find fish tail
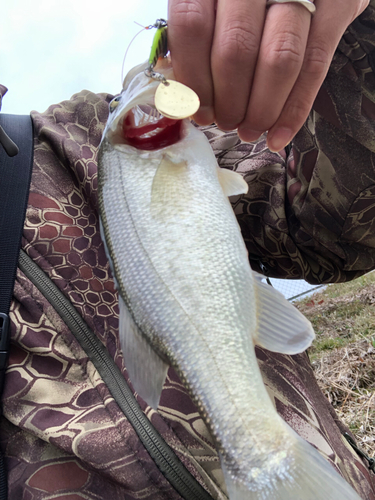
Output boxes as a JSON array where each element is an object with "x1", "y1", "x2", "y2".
[{"x1": 221, "y1": 429, "x2": 362, "y2": 500}]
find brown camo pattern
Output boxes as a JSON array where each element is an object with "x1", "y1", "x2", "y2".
[
  {"x1": 2, "y1": 4, "x2": 375, "y2": 499},
  {"x1": 203, "y1": 2, "x2": 375, "y2": 285}
]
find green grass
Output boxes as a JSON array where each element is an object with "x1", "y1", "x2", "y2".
[
  {"x1": 295, "y1": 270, "x2": 375, "y2": 360},
  {"x1": 313, "y1": 336, "x2": 347, "y2": 353}
]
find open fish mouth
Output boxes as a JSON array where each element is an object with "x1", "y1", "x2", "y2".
[
  {"x1": 104, "y1": 59, "x2": 180, "y2": 152},
  {"x1": 121, "y1": 105, "x2": 183, "y2": 151}
]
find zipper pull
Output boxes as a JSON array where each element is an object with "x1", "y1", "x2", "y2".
[{"x1": 344, "y1": 432, "x2": 375, "y2": 473}]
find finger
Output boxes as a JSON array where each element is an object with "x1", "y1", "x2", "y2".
[
  {"x1": 210, "y1": 0, "x2": 266, "y2": 130},
  {"x1": 168, "y1": 0, "x2": 216, "y2": 125},
  {"x1": 238, "y1": 2, "x2": 311, "y2": 142},
  {"x1": 266, "y1": 0, "x2": 365, "y2": 152}
]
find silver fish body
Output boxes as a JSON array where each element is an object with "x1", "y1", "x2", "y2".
[{"x1": 98, "y1": 63, "x2": 362, "y2": 500}]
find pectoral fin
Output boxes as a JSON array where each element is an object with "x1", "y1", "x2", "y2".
[
  {"x1": 119, "y1": 295, "x2": 169, "y2": 409},
  {"x1": 216, "y1": 167, "x2": 248, "y2": 197},
  {"x1": 252, "y1": 272, "x2": 314, "y2": 355},
  {"x1": 151, "y1": 155, "x2": 190, "y2": 220}
]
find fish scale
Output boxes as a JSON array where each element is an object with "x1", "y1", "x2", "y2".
[
  {"x1": 99, "y1": 129, "x2": 289, "y2": 483},
  {"x1": 98, "y1": 60, "x2": 362, "y2": 500}
]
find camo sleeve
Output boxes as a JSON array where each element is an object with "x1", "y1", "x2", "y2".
[
  {"x1": 202, "y1": 1, "x2": 375, "y2": 284},
  {"x1": 0, "y1": 85, "x2": 7, "y2": 101}
]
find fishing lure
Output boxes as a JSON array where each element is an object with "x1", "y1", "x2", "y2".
[
  {"x1": 144, "y1": 19, "x2": 168, "y2": 83},
  {"x1": 142, "y1": 19, "x2": 200, "y2": 120},
  {"x1": 116, "y1": 18, "x2": 199, "y2": 120}
]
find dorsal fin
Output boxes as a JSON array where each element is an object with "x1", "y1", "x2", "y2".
[{"x1": 216, "y1": 167, "x2": 248, "y2": 197}]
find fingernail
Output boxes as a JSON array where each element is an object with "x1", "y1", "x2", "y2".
[
  {"x1": 237, "y1": 128, "x2": 264, "y2": 143},
  {"x1": 194, "y1": 106, "x2": 215, "y2": 126},
  {"x1": 267, "y1": 127, "x2": 293, "y2": 152}
]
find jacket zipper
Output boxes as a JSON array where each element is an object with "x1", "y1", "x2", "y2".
[{"x1": 18, "y1": 249, "x2": 214, "y2": 500}]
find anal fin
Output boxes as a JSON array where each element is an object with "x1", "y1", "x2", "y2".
[
  {"x1": 252, "y1": 272, "x2": 315, "y2": 355},
  {"x1": 119, "y1": 295, "x2": 169, "y2": 409}
]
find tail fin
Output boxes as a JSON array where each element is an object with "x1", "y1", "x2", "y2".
[{"x1": 220, "y1": 429, "x2": 362, "y2": 500}]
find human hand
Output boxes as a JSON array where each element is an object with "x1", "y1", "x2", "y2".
[{"x1": 168, "y1": 0, "x2": 369, "y2": 152}]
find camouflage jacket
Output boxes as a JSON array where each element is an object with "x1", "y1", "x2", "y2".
[{"x1": 2, "y1": 3, "x2": 375, "y2": 499}]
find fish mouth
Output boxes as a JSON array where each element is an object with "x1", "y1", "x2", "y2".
[{"x1": 120, "y1": 105, "x2": 183, "y2": 151}]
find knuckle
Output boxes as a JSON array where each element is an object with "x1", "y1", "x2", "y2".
[
  {"x1": 350, "y1": 0, "x2": 369, "y2": 21},
  {"x1": 217, "y1": 21, "x2": 259, "y2": 64},
  {"x1": 303, "y1": 43, "x2": 331, "y2": 77},
  {"x1": 263, "y1": 32, "x2": 305, "y2": 74},
  {"x1": 284, "y1": 97, "x2": 311, "y2": 125},
  {"x1": 169, "y1": 0, "x2": 209, "y2": 37}
]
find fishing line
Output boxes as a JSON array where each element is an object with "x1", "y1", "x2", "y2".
[{"x1": 121, "y1": 23, "x2": 149, "y2": 85}]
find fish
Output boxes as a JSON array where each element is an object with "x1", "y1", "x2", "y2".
[{"x1": 97, "y1": 59, "x2": 362, "y2": 500}]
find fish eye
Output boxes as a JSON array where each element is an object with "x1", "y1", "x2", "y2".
[{"x1": 109, "y1": 96, "x2": 121, "y2": 113}]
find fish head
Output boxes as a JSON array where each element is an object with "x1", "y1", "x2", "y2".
[{"x1": 104, "y1": 57, "x2": 184, "y2": 152}]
